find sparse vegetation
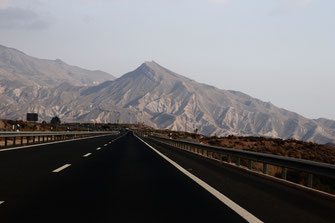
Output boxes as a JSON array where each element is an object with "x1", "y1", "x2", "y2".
[
  {"x1": 153, "y1": 129, "x2": 335, "y2": 194},
  {"x1": 50, "y1": 116, "x2": 61, "y2": 125}
]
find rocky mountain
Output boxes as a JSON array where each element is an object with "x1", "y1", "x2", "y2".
[
  {"x1": 1, "y1": 45, "x2": 335, "y2": 144},
  {"x1": 0, "y1": 45, "x2": 115, "y2": 87},
  {"x1": 70, "y1": 61, "x2": 335, "y2": 144}
]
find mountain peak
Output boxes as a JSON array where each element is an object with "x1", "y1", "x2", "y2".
[
  {"x1": 143, "y1": 60, "x2": 157, "y2": 65},
  {"x1": 140, "y1": 60, "x2": 162, "y2": 70},
  {"x1": 0, "y1": 44, "x2": 115, "y2": 86},
  {"x1": 125, "y1": 61, "x2": 185, "y2": 82},
  {"x1": 123, "y1": 61, "x2": 192, "y2": 84},
  {"x1": 0, "y1": 44, "x2": 26, "y2": 55}
]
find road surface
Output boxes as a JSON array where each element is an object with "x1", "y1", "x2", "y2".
[{"x1": 0, "y1": 132, "x2": 334, "y2": 222}]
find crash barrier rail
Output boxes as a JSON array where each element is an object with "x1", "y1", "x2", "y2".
[
  {"x1": 0, "y1": 131, "x2": 119, "y2": 149},
  {"x1": 139, "y1": 133, "x2": 335, "y2": 189}
]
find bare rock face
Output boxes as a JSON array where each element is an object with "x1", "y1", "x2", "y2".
[
  {"x1": 77, "y1": 61, "x2": 335, "y2": 144},
  {"x1": 1, "y1": 46, "x2": 335, "y2": 144}
]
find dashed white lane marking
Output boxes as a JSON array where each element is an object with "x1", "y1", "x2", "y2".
[
  {"x1": 96, "y1": 147, "x2": 101, "y2": 151},
  {"x1": 52, "y1": 164, "x2": 71, "y2": 173},
  {"x1": 104, "y1": 144, "x2": 108, "y2": 146},
  {"x1": 111, "y1": 134, "x2": 127, "y2": 142},
  {"x1": 0, "y1": 201, "x2": 5, "y2": 205},
  {"x1": 135, "y1": 136, "x2": 263, "y2": 223},
  {"x1": 109, "y1": 142, "x2": 112, "y2": 144},
  {"x1": 83, "y1": 153, "x2": 92, "y2": 157}
]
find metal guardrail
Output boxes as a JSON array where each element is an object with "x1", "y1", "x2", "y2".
[
  {"x1": 0, "y1": 131, "x2": 119, "y2": 149},
  {"x1": 143, "y1": 134, "x2": 335, "y2": 189}
]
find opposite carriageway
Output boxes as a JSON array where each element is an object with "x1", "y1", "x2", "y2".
[{"x1": 0, "y1": 131, "x2": 119, "y2": 149}]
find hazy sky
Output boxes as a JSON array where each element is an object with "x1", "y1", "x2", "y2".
[{"x1": 1, "y1": 0, "x2": 334, "y2": 120}]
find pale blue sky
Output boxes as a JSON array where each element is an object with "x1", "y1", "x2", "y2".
[{"x1": 1, "y1": 0, "x2": 334, "y2": 120}]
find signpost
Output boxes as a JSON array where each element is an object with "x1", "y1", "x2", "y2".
[{"x1": 27, "y1": 113, "x2": 38, "y2": 122}]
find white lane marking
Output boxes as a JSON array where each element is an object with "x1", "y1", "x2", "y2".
[
  {"x1": 109, "y1": 142, "x2": 112, "y2": 144},
  {"x1": 0, "y1": 134, "x2": 117, "y2": 153},
  {"x1": 135, "y1": 136, "x2": 263, "y2": 223},
  {"x1": 83, "y1": 153, "x2": 92, "y2": 157},
  {"x1": 96, "y1": 147, "x2": 101, "y2": 151},
  {"x1": 52, "y1": 164, "x2": 71, "y2": 173},
  {"x1": 111, "y1": 134, "x2": 127, "y2": 142},
  {"x1": 104, "y1": 144, "x2": 108, "y2": 146},
  {"x1": 0, "y1": 201, "x2": 5, "y2": 205}
]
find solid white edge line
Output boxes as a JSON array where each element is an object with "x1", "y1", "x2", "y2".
[
  {"x1": 83, "y1": 153, "x2": 92, "y2": 157},
  {"x1": 0, "y1": 201, "x2": 4, "y2": 205},
  {"x1": 0, "y1": 134, "x2": 117, "y2": 152},
  {"x1": 135, "y1": 136, "x2": 263, "y2": 223},
  {"x1": 52, "y1": 164, "x2": 71, "y2": 173}
]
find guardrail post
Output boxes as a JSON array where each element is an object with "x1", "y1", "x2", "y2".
[
  {"x1": 21, "y1": 136, "x2": 23, "y2": 145},
  {"x1": 4, "y1": 137, "x2": 8, "y2": 147},
  {"x1": 308, "y1": 173, "x2": 313, "y2": 188},
  {"x1": 33, "y1": 136, "x2": 35, "y2": 144},
  {"x1": 227, "y1": 155, "x2": 231, "y2": 163},
  {"x1": 237, "y1": 157, "x2": 241, "y2": 166},
  {"x1": 282, "y1": 167, "x2": 287, "y2": 180},
  {"x1": 13, "y1": 137, "x2": 16, "y2": 146},
  {"x1": 263, "y1": 163, "x2": 268, "y2": 174},
  {"x1": 38, "y1": 136, "x2": 40, "y2": 143},
  {"x1": 42, "y1": 136, "x2": 45, "y2": 143},
  {"x1": 27, "y1": 136, "x2": 29, "y2": 145},
  {"x1": 248, "y1": 160, "x2": 252, "y2": 170}
]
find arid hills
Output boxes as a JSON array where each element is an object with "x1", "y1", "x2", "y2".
[{"x1": 1, "y1": 44, "x2": 335, "y2": 144}]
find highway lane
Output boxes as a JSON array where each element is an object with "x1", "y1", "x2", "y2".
[
  {"x1": 144, "y1": 137, "x2": 335, "y2": 223},
  {"x1": 0, "y1": 133, "x2": 249, "y2": 222},
  {"x1": 0, "y1": 133, "x2": 121, "y2": 207}
]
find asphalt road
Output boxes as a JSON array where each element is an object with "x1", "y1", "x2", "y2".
[
  {"x1": 143, "y1": 136, "x2": 335, "y2": 223},
  {"x1": 0, "y1": 132, "x2": 249, "y2": 223}
]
